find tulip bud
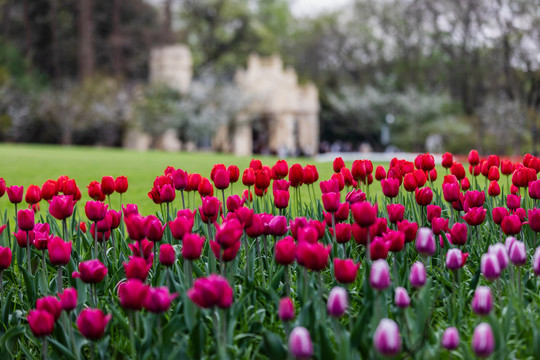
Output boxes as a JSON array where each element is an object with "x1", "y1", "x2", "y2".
[
  {"x1": 7, "y1": 185, "x2": 23, "y2": 204},
  {"x1": 159, "y1": 244, "x2": 176, "y2": 267},
  {"x1": 58, "y1": 288, "x2": 78, "y2": 311},
  {"x1": 441, "y1": 327, "x2": 460, "y2": 350},
  {"x1": 27, "y1": 309, "x2": 55, "y2": 337},
  {"x1": 17, "y1": 209, "x2": 35, "y2": 231},
  {"x1": 373, "y1": 318, "x2": 401, "y2": 356},
  {"x1": 77, "y1": 308, "x2": 112, "y2": 340},
  {"x1": 533, "y1": 247, "x2": 540, "y2": 276},
  {"x1": 333, "y1": 258, "x2": 360, "y2": 285},
  {"x1": 36, "y1": 295, "x2": 62, "y2": 321},
  {"x1": 278, "y1": 297, "x2": 295, "y2": 321},
  {"x1": 288, "y1": 327, "x2": 313, "y2": 359},
  {"x1": 72, "y1": 259, "x2": 108, "y2": 284},
  {"x1": 472, "y1": 323, "x2": 495, "y2": 358},
  {"x1": 508, "y1": 240, "x2": 526, "y2": 266},
  {"x1": 370, "y1": 259, "x2": 391, "y2": 291},
  {"x1": 415, "y1": 227, "x2": 436, "y2": 256},
  {"x1": 327, "y1": 286, "x2": 348, "y2": 317},
  {"x1": 480, "y1": 253, "x2": 501, "y2": 281},
  {"x1": 471, "y1": 286, "x2": 492, "y2": 316},
  {"x1": 0, "y1": 246, "x2": 13, "y2": 270},
  {"x1": 101, "y1": 176, "x2": 115, "y2": 196},
  {"x1": 446, "y1": 248, "x2": 466, "y2": 270},
  {"x1": 394, "y1": 287, "x2": 410, "y2": 308},
  {"x1": 143, "y1": 286, "x2": 178, "y2": 313},
  {"x1": 115, "y1": 176, "x2": 129, "y2": 193},
  {"x1": 487, "y1": 243, "x2": 509, "y2": 270},
  {"x1": 387, "y1": 204, "x2": 405, "y2": 224},
  {"x1": 409, "y1": 261, "x2": 426, "y2": 288}
]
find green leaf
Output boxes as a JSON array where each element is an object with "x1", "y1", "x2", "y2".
[
  {"x1": 20, "y1": 265, "x2": 37, "y2": 306},
  {"x1": 188, "y1": 317, "x2": 206, "y2": 360},
  {"x1": 259, "y1": 330, "x2": 286, "y2": 360}
]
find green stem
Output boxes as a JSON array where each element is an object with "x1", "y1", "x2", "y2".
[
  {"x1": 42, "y1": 251, "x2": 48, "y2": 293},
  {"x1": 42, "y1": 337, "x2": 48, "y2": 360},
  {"x1": 26, "y1": 231, "x2": 32, "y2": 274},
  {"x1": 57, "y1": 266, "x2": 62, "y2": 294},
  {"x1": 128, "y1": 311, "x2": 137, "y2": 359}
]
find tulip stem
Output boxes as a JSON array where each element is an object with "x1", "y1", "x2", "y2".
[
  {"x1": 26, "y1": 231, "x2": 31, "y2": 275},
  {"x1": 57, "y1": 266, "x2": 62, "y2": 293},
  {"x1": 65, "y1": 312, "x2": 79, "y2": 360},
  {"x1": 14, "y1": 203, "x2": 18, "y2": 230},
  {"x1": 94, "y1": 221, "x2": 98, "y2": 259},
  {"x1": 180, "y1": 189, "x2": 185, "y2": 210},
  {"x1": 42, "y1": 251, "x2": 48, "y2": 292},
  {"x1": 185, "y1": 260, "x2": 193, "y2": 288},
  {"x1": 222, "y1": 189, "x2": 227, "y2": 217},
  {"x1": 42, "y1": 337, "x2": 48, "y2": 360},
  {"x1": 247, "y1": 186, "x2": 251, "y2": 209},
  {"x1": 128, "y1": 311, "x2": 137, "y2": 359},
  {"x1": 0, "y1": 271, "x2": 4, "y2": 300},
  {"x1": 284, "y1": 265, "x2": 290, "y2": 297}
]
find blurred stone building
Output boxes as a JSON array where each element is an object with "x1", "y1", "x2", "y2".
[{"x1": 144, "y1": 45, "x2": 320, "y2": 156}]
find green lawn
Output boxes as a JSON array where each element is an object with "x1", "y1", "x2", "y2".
[{"x1": 0, "y1": 143, "x2": 376, "y2": 215}]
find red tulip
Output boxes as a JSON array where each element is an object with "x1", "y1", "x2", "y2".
[
  {"x1": 215, "y1": 219, "x2": 243, "y2": 249},
  {"x1": 450, "y1": 162, "x2": 465, "y2": 180},
  {"x1": 275, "y1": 236, "x2": 296, "y2": 265},
  {"x1": 118, "y1": 278, "x2": 149, "y2": 310},
  {"x1": 468, "y1": 150, "x2": 480, "y2": 166},
  {"x1": 397, "y1": 220, "x2": 418, "y2": 243},
  {"x1": 303, "y1": 164, "x2": 318, "y2": 185},
  {"x1": 17, "y1": 209, "x2": 34, "y2": 231},
  {"x1": 227, "y1": 165, "x2": 240, "y2": 183},
  {"x1": 500, "y1": 160, "x2": 513, "y2": 175},
  {"x1": 182, "y1": 233, "x2": 205, "y2": 260},
  {"x1": 124, "y1": 256, "x2": 151, "y2": 281},
  {"x1": 187, "y1": 274, "x2": 234, "y2": 309},
  {"x1": 501, "y1": 215, "x2": 521, "y2": 235},
  {"x1": 72, "y1": 259, "x2": 107, "y2": 283},
  {"x1": 210, "y1": 240, "x2": 241, "y2": 262},
  {"x1": 442, "y1": 152, "x2": 453, "y2": 168},
  {"x1": 100, "y1": 176, "x2": 115, "y2": 196},
  {"x1": 158, "y1": 184, "x2": 176, "y2": 203},
  {"x1": 332, "y1": 223, "x2": 352, "y2": 244},
  {"x1": 333, "y1": 157, "x2": 345, "y2": 173},
  {"x1": 47, "y1": 236, "x2": 72, "y2": 265},
  {"x1": 381, "y1": 178, "x2": 399, "y2": 198},
  {"x1": 269, "y1": 215, "x2": 288, "y2": 236},
  {"x1": 0, "y1": 178, "x2": 5, "y2": 197},
  {"x1": 27, "y1": 310, "x2": 55, "y2": 337},
  {"x1": 85, "y1": 201, "x2": 108, "y2": 222},
  {"x1": 528, "y1": 209, "x2": 540, "y2": 232},
  {"x1": 488, "y1": 181, "x2": 500, "y2": 197},
  {"x1": 25, "y1": 185, "x2": 41, "y2": 205},
  {"x1": 289, "y1": 164, "x2": 304, "y2": 188},
  {"x1": 40, "y1": 180, "x2": 57, "y2": 201},
  {"x1": 413, "y1": 169, "x2": 427, "y2": 188},
  {"x1": 370, "y1": 237, "x2": 390, "y2": 260},
  {"x1": 36, "y1": 296, "x2": 62, "y2": 321},
  {"x1": 14, "y1": 229, "x2": 33, "y2": 248},
  {"x1": 415, "y1": 187, "x2": 433, "y2": 206},
  {"x1": 383, "y1": 230, "x2": 405, "y2": 252},
  {"x1": 7, "y1": 185, "x2": 23, "y2": 204},
  {"x1": 273, "y1": 160, "x2": 289, "y2": 179},
  {"x1": 491, "y1": 207, "x2": 508, "y2": 225},
  {"x1": 143, "y1": 287, "x2": 178, "y2": 313},
  {"x1": 242, "y1": 168, "x2": 256, "y2": 187},
  {"x1": 76, "y1": 308, "x2": 111, "y2": 340},
  {"x1": 113, "y1": 176, "x2": 128, "y2": 194},
  {"x1": 296, "y1": 242, "x2": 331, "y2": 271},
  {"x1": 199, "y1": 196, "x2": 221, "y2": 223},
  {"x1": 442, "y1": 183, "x2": 459, "y2": 203},
  {"x1": 58, "y1": 288, "x2": 78, "y2": 311},
  {"x1": 333, "y1": 258, "x2": 360, "y2": 284},
  {"x1": 87, "y1": 181, "x2": 105, "y2": 201},
  {"x1": 197, "y1": 177, "x2": 213, "y2": 197},
  {"x1": 403, "y1": 173, "x2": 417, "y2": 192},
  {"x1": 507, "y1": 194, "x2": 521, "y2": 210},
  {"x1": 431, "y1": 217, "x2": 449, "y2": 235},
  {"x1": 274, "y1": 190, "x2": 290, "y2": 209},
  {"x1": 351, "y1": 202, "x2": 378, "y2": 227},
  {"x1": 0, "y1": 246, "x2": 13, "y2": 270},
  {"x1": 462, "y1": 207, "x2": 486, "y2": 226},
  {"x1": 158, "y1": 244, "x2": 176, "y2": 266},
  {"x1": 427, "y1": 205, "x2": 442, "y2": 223},
  {"x1": 213, "y1": 169, "x2": 230, "y2": 190},
  {"x1": 449, "y1": 223, "x2": 468, "y2": 245},
  {"x1": 387, "y1": 204, "x2": 405, "y2": 224}
]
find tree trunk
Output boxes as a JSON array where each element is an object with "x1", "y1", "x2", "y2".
[
  {"x1": 49, "y1": 0, "x2": 60, "y2": 79},
  {"x1": 23, "y1": 0, "x2": 32, "y2": 66},
  {"x1": 110, "y1": 0, "x2": 123, "y2": 77},
  {"x1": 2, "y1": 0, "x2": 11, "y2": 39},
  {"x1": 163, "y1": 0, "x2": 173, "y2": 44},
  {"x1": 78, "y1": 0, "x2": 95, "y2": 81}
]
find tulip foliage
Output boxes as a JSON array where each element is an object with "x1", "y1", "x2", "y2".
[{"x1": 2, "y1": 151, "x2": 540, "y2": 359}]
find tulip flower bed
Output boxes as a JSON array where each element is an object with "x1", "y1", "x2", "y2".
[{"x1": 1, "y1": 150, "x2": 540, "y2": 359}]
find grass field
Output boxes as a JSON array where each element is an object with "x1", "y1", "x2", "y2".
[{"x1": 0, "y1": 143, "x2": 387, "y2": 215}]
